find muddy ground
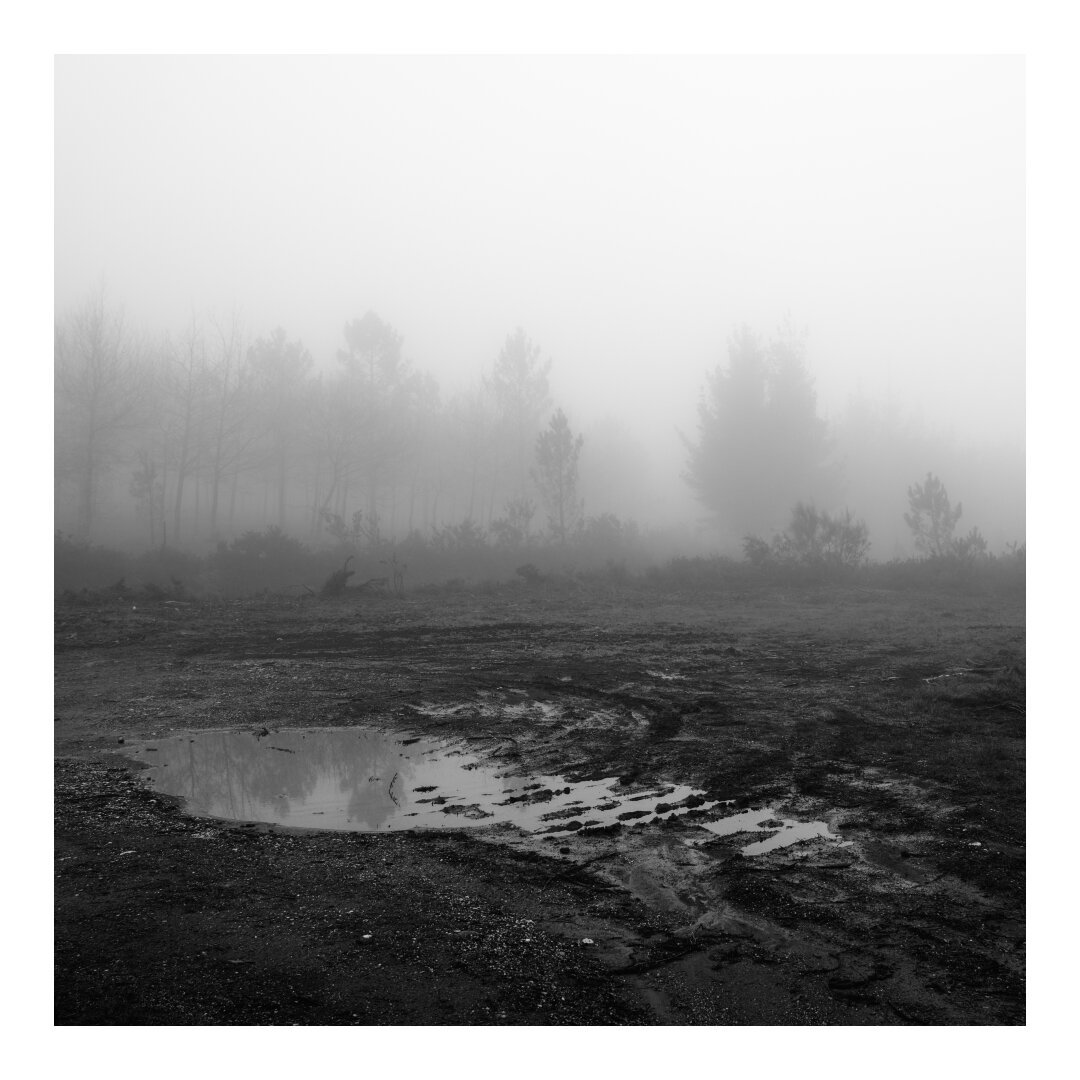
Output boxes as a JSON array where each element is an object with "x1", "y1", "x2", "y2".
[{"x1": 54, "y1": 578, "x2": 1025, "y2": 1025}]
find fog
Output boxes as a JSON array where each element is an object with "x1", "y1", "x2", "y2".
[{"x1": 54, "y1": 55, "x2": 1025, "y2": 559}]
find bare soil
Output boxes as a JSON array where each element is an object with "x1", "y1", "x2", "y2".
[{"x1": 54, "y1": 579, "x2": 1025, "y2": 1025}]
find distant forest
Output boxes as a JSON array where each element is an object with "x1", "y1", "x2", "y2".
[{"x1": 54, "y1": 286, "x2": 1024, "y2": 564}]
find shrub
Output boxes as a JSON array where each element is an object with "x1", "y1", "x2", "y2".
[
  {"x1": 490, "y1": 497, "x2": 537, "y2": 549},
  {"x1": 130, "y1": 546, "x2": 203, "y2": 592},
  {"x1": 516, "y1": 563, "x2": 544, "y2": 585},
  {"x1": 950, "y1": 526, "x2": 989, "y2": 564},
  {"x1": 905, "y1": 473, "x2": 963, "y2": 557},
  {"x1": 742, "y1": 535, "x2": 772, "y2": 567},
  {"x1": 767, "y1": 503, "x2": 870, "y2": 574},
  {"x1": 318, "y1": 509, "x2": 365, "y2": 546},
  {"x1": 212, "y1": 527, "x2": 315, "y2": 595},
  {"x1": 431, "y1": 518, "x2": 488, "y2": 552},
  {"x1": 868, "y1": 544, "x2": 1024, "y2": 595},
  {"x1": 54, "y1": 532, "x2": 128, "y2": 591}
]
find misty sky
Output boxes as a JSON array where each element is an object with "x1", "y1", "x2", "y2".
[{"x1": 54, "y1": 55, "x2": 1024, "y2": 453}]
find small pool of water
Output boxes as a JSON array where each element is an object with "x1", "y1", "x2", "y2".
[
  {"x1": 125, "y1": 727, "x2": 712, "y2": 835},
  {"x1": 691, "y1": 806, "x2": 850, "y2": 854},
  {"x1": 126, "y1": 727, "x2": 846, "y2": 854}
]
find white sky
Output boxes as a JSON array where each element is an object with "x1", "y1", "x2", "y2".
[{"x1": 54, "y1": 54, "x2": 1024, "y2": 451}]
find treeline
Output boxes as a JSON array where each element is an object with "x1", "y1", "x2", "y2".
[
  {"x1": 55, "y1": 289, "x2": 581, "y2": 551},
  {"x1": 54, "y1": 287, "x2": 1024, "y2": 561}
]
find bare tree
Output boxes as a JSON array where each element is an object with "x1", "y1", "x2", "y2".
[
  {"x1": 129, "y1": 446, "x2": 164, "y2": 548},
  {"x1": 310, "y1": 367, "x2": 363, "y2": 531},
  {"x1": 162, "y1": 315, "x2": 211, "y2": 544},
  {"x1": 447, "y1": 385, "x2": 497, "y2": 526},
  {"x1": 247, "y1": 328, "x2": 314, "y2": 529},
  {"x1": 203, "y1": 308, "x2": 256, "y2": 536}
]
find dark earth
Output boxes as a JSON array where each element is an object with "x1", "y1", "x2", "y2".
[{"x1": 54, "y1": 578, "x2": 1025, "y2": 1025}]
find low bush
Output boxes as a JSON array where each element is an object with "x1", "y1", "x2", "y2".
[
  {"x1": 211, "y1": 527, "x2": 320, "y2": 596},
  {"x1": 130, "y1": 546, "x2": 203, "y2": 593},
  {"x1": 53, "y1": 514, "x2": 1023, "y2": 601},
  {"x1": 742, "y1": 535, "x2": 772, "y2": 568},
  {"x1": 516, "y1": 563, "x2": 544, "y2": 585},
  {"x1": 54, "y1": 532, "x2": 128, "y2": 591},
  {"x1": 867, "y1": 546, "x2": 1025, "y2": 595},
  {"x1": 743, "y1": 503, "x2": 870, "y2": 580},
  {"x1": 949, "y1": 526, "x2": 989, "y2": 565}
]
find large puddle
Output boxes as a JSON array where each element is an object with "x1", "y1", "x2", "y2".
[{"x1": 125, "y1": 727, "x2": 845, "y2": 853}]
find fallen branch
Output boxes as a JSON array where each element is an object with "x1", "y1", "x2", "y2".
[{"x1": 320, "y1": 556, "x2": 355, "y2": 597}]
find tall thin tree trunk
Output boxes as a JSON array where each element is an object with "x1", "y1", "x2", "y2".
[
  {"x1": 408, "y1": 468, "x2": 418, "y2": 534},
  {"x1": 78, "y1": 420, "x2": 98, "y2": 541},
  {"x1": 172, "y1": 420, "x2": 189, "y2": 545},
  {"x1": 467, "y1": 461, "x2": 478, "y2": 520},
  {"x1": 228, "y1": 470, "x2": 239, "y2": 531},
  {"x1": 487, "y1": 468, "x2": 498, "y2": 528},
  {"x1": 209, "y1": 464, "x2": 222, "y2": 535},
  {"x1": 277, "y1": 446, "x2": 287, "y2": 530}
]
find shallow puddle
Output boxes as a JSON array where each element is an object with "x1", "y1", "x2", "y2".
[
  {"x1": 691, "y1": 807, "x2": 850, "y2": 854},
  {"x1": 126, "y1": 726, "x2": 845, "y2": 853},
  {"x1": 125, "y1": 727, "x2": 712, "y2": 835}
]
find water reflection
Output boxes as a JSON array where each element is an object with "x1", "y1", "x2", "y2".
[
  {"x1": 129, "y1": 729, "x2": 421, "y2": 830},
  {"x1": 127, "y1": 727, "x2": 847, "y2": 853},
  {"x1": 126, "y1": 727, "x2": 711, "y2": 834}
]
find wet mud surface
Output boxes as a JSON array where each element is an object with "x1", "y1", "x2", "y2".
[{"x1": 55, "y1": 581, "x2": 1025, "y2": 1024}]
